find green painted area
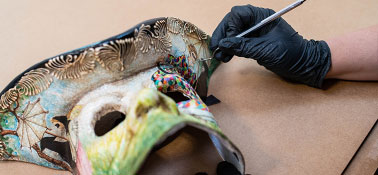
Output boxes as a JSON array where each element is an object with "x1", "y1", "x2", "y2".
[{"x1": 85, "y1": 89, "x2": 222, "y2": 175}]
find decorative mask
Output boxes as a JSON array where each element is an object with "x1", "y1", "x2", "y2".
[{"x1": 0, "y1": 17, "x2": 244, "y2": 174}]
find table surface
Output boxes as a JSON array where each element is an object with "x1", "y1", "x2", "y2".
[{"x1": 0, "y1": 0, "x2": 377, "y2": 174}]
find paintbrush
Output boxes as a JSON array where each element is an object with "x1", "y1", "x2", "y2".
[{"x1": 199, "y1": 0, "x2": 306, "y2": 62}]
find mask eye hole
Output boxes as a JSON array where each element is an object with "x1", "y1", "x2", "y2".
[{"x1": 94, "y1": 111, "x2": 126, "y2": 136}]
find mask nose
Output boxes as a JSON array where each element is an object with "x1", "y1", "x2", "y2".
[{"x1": 130, "y1": 88, "x2": 180, "y2": 119}]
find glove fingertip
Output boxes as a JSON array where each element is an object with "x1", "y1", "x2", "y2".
[
  {"x1": 214, "y1": 50, "x2": 233, "y2": 63},
  {"x1": 222, "y1": 55, "x2": 234, "y2": 63}
]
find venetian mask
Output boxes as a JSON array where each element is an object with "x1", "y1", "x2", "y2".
[{"x1": 0, "y1": 17, "x2": 244, "y2": 175}]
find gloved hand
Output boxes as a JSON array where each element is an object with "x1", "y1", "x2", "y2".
[{"x1": 210, "y1": 5, "x2": 332, "y2": 88}]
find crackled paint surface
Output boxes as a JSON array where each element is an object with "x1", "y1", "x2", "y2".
[{"x1": 0, "y1": 17, "x2": 244, "y2": 175}]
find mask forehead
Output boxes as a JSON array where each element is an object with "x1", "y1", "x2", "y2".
[{"x1": 0, "y1": 17, "x2": 244, "y2": 174}]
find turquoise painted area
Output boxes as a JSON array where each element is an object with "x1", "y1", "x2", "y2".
[
  {"x1": 1, "y1": 112, "x2": 17, "y2": 130},
  {"x1": 19, "y1": 146, "x2": 63, "y2": 169},
  {"x1": 0, "y1": 64, "x2": 127, "y2": 168}
]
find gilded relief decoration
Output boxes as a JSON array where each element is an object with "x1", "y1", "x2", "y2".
[
  {"x1": 46, "y1": 49, "x2": 96, "y2": 79},
  {"x1": 0, "y1": 17, "x2": 244, "y2": 175},
  {"x1": 134, "y1": 21, "x2": 171, "y2": 54},
  {"x1": 167, "y1": 17, "x2": 208, "y2": 41},
  {"x1": 95, "y1": 38, "x2": 135, "y2": 72}
]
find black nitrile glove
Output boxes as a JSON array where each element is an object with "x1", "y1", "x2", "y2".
[{"x1": 210, "y1": 5, "x2": 331, "y2": 88}]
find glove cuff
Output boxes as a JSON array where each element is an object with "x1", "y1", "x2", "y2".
[
  {"x1": 308, "y1": 40, "x2": 332, "y2": 88},
  {"x1": 273, "y1": 39, "x2": 331, "y2": 88}
]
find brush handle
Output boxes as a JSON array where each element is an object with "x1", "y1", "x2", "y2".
[{"x1": 236, "y1": 0, "x2": 306, "y2": 38}]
